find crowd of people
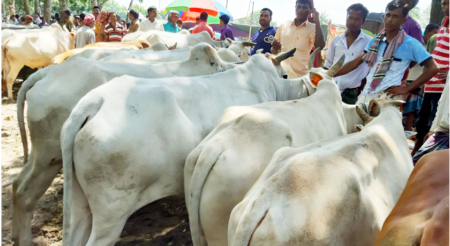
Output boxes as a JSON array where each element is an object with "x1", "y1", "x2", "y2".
[{"x1": 2, "y1": 0, "x2": 448, "y2": 161}]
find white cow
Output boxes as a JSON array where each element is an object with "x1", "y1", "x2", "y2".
[
  {"x1": 123, "y1": 30, "x2": 227, "y2": 48},
  {"x1": 2, "y1": 24, "x2": 74, "y2": 100},
  {"x1": 224, "y1": 38, "x2": 255, "y2": 62},
  {"x1": 228, "y1": 99, "x2": 413, "y2": 246},
  {"x1": 60, "y1": 52, "x2": 307, "y2": 246},
  {"x1": 12, "y1": 43, "x2": 261, "y2": 246},
  {"x1": 185, "y1": 65, "x2": 361, "y2": 246}
]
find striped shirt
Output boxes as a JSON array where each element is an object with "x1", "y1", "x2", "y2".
[
  {"x1": 104, "y1": 23, "x2": 124, "y2": 42},
  {"x1": 425, "y1": 17, "x2": 449, "y2": 93}
]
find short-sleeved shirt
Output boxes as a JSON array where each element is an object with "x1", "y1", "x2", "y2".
[
  {"x1": 361, "y1": 34, "x2": 431, "y2": 95},
  {"x1": 220, "y1": 25, "x2": 234, "y2": 40},
  {"x1": 104, "y1": 23, "x2": 124, "y2": 42},
  {"x1": 192, "y1": 22, "x2": 214, "y2": 39},
  {"x1": 425, "y1": 18, "x2": 449, "y2": 93},
  {"x1": 402, "y1": 15, "x2": 423, "y2": 44},
  {"x1": 138, "y1": 19, "x2": 164, "y2": 32},
  {"x1": 250, "y1": 26, "x2": 277, "y2": 55},
  {"x1": 128, "y1": 19, "x2": 140, "y2": 33},
  {"x1": 324, "y1": 31, "x2": 372, "y2": 92},
  {"x1": 274, "y1": 20, "x2": 316, "y2": 76},
  {"x1": 163, "y1": 21, "x2": 180, "y2": 33},
  {"x1": 75, "y1": 25, "x2": 95, "y2": 48}
]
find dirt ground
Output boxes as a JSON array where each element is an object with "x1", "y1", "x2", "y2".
[{"x1": 1, "y1": 85, "x2": 193, "y2": 245}]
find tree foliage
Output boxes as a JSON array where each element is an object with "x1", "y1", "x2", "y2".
[{"x1": 236, "y1": 9, "x2": 277, "y2": 27}]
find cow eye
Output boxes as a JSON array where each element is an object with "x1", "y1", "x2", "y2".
[{"x1": 283, "y1": 75, "x2": 288, "y2": 79}]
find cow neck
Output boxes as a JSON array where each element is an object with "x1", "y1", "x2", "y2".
[{"x1": 276, "y1": 78, "x2": 310, "y2": 101}]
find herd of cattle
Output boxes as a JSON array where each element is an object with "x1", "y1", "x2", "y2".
[{"x1": 1, "y1": 23, "x2": 448, "y2": 246}]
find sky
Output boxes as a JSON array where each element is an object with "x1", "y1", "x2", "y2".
[{"x1": 116, "y1": 0, "x2": 433, "y2": 25}]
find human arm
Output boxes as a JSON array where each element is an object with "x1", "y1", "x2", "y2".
[
  {"x1": 387, "y1": 58, "x2": 439, "y2": 96},
  {"x1": 227, "y1": 28, "x2": 235, "y2": 41},
  {"x1": 271, "y1": 27, "x2": 282, "y2": 55},
  {"x1": 323, "y1": 37, "x2": 337, "y2": 69},
  {"x1": 309, "y1": 9, "x2": 325, "y2": 49},
  {"x1": 334, "y1": 52, "x2": 365, "y2": 77}
]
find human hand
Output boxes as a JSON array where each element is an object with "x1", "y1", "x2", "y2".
[
  {"x1": 424, "y1": 131, "x2": 435, "y2": 142},
  {"x1": 308, "y1": 8, "x2": 320, "y2": 24},
  {"x1": 438, "y1": 70, "x2": 448, "y2": 80},
  {"x1": 386, "y1": 86, "x2": 410, "y2": 96},
  {"x1": 272, "y1": 40, "x2": 281, "y2": 52}
]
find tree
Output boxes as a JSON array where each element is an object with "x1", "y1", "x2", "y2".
[
  {"x1": 24, "y1": 0, "x2": 30, "y2": 14},
  {"x1": 43, "y1": 0, "x2": 52, "y2": 21},
  {"x1": 430, "y1": 0, "x2": 444, "y2": 25},
  {"x1": 34, "y1": 0, "x2": 39, "y2": 14},
  {"x1": 237, "y1": 9, "x2": 277, "y2": 27},
  {"x1": 319, "y1": 10, "x2": 330, "y2": 24}
]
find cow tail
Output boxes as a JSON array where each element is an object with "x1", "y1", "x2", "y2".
[
  {"x1": 61, "y1": 96, "x2": 103, "y2": 245},
  {"x1": 17, "y1": 70, "x2": 45, "y2": 165},
  {"x1": 230, "y1": 187, "x2": 272, "y2": 246},
  {"x1": 187, "y1": 146, "x2": 224, "y2": 246}
]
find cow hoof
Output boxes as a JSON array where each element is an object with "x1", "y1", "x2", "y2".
[{"x1": 2, "y1": 97, "x2": 16, "y2": 104}]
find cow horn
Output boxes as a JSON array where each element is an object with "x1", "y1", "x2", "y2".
[
  {"x1": 165, "y1": 44, "x2": 169, "y2": 49},
  {"x1": 356, "y1": 106, "x2": 374, "y2": 124},
  {"x1": 171, "y1": 42, "x2": 177, "y2": 49},
  {"x1": 274, "y1": 48, "x2": 296, "y2": 64},
  {"x1": 242, "y1": 41, "x2": 257, "y2": 47},
  {"x1": 326, "y1": 54, "x2": 345, "y2": 77},
  {"x1": 388, "y1": 100, "x2": 405, "y2": 108},
  {"x1": 256, "y1": 48, "x2": 264, "y2": 54},
  {"x1": 308, "y1": 48, "x2": 321, "y2": 69}
]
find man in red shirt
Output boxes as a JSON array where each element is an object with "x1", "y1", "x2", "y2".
[
  {"x1": 413, "y1": 0, "x2": 449, "y2": 155},
  {"x1": 104, "y1": 12, "x2": 125, "y2": 42},
  {"x1": 191, "y1": 11, "x2": 214, "y2": 39}
]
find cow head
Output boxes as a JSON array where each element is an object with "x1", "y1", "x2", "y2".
[
  {"x1": 188, "y1": 43, "x2": 235, "y2": 72},
  {"x1": 264, "y1": 48, "x2": 297, "y2": 79},
  {"x1": 307, "y1": 49, "x2": 345, "y2": 88},
  {"x1": 226, "y1": 40, "x2": 256, "y2": 62},
  {"x1": 355, "y1": 99, "x2": 404, "y2": 131}
]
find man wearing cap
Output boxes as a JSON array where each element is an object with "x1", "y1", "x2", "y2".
[
  {"x1": 250, "y1": 8, "x2": 277, "y2": 55},
  {"x1": 75, "y1": 14, "x2": 96, "y2": 48}
]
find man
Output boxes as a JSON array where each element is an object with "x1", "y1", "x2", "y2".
[
  {"x1": 96, "y1": 10, "x2": 109, "y2": 42},
  {"x1": 73, "y1": 15, "x2": 80, "y2": 30},
  {"x1": 192, "y1": 11, "x2": 214, "y2": 39},
  {"x1": 219, "y1": 14, "x2": 234, "y2": 40},
  {"x1": 413, "y1": 73, "x2": 449, "y2": 164},
  {"x1": 399, "y1": 0, "x2": 423, "y2": 43},
  {"x1": 104, "y1": 12, "x2": 125, "y2": 42},
  {"x1": 15, "y1": 14, "x2": 21, "y2": 24},
  {"x1": 62, "y1": 9, "x2": 74, "y2": 31},
  {"x1": 93, "y1": 6, "x2": 101, "y2": 36},
  {"x1": 75, "y1": 14, "x2": 95, "y2": 48},
  {"x1": 128, "y1": 9, "x2": 140, "y2": 33},
  {"x1": 24, "y1": 15, "x2": 33, "y2": 25},
  {"x1": 323, "y1": 3, "x2": 371, "y2": 104},
  {"x1": 413, "y1": 0, "x2": 449, "y2": 155},
  {"x1": 79, "y1": 13, "x2": 86, "y2": 27},
  {"x1": 116, "y1": 15, "x2": 127, "y2": 35},
  {"x1": 41, "y1": 17, "x2": 50, "y2": 27},
  {"x1": 163, "y1": 10, "x2": 180, "y2": 33},
  {"x1": 425, "y1": 23, "x2": 441, "y2": 54},
  {"x1": 139, "y1": 6, "x2": 164, "y2": 31},
  {"x1": 271, "y1": 0, "x2": 325, "y2": 77},
  {"x1": 177, "y1": 19, "x2": 183, "y2": 29},
  {"x1": 250, "y1": 8, "x2": 277, "y2": 55},
  {"x1": 335, "y1": 1, "x2": 439, "y2": 108},
  {"x1": 34, "y1": 13, "x2": 42, "y2": 28},
  {"x1": 9, "y1": 15, "x2": 18, "y2": 25}
]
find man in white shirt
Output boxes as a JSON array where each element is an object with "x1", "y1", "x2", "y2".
[
  {"x1": 34, "y1": 13, "x2": 42, "y2": 27},
  {"x1": 139, "y1": 6, "x2": 164, "y2": 32},
  {"x1": 75, "y1": 14, "x2": 96, "y2": 48},
  {"x1": 324, "y1": 3, "x2": 371, "y2": 104}
]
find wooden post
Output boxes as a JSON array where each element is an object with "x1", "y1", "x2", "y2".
[{"x1": 248, "y1": 1, "x2": 253, "y2": 40}]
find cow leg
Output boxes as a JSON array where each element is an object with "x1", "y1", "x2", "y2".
[
  {"x1": 12, "y1": 149, "x2": 62, "y2": 246},
  {"x1": 67, "y1": 173, "x2": 92, "y2": 246},
  {"x1": 5, "y1": 63, "x2": 22, "y2": 101}
]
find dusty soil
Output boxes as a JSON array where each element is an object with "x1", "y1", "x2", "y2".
[{"x1": 1, "y1": 84, "x2": 192, "y2": 245}]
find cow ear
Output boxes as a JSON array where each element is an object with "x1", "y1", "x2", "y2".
[
  {"x1": 355, "y1": 124, "x2": 364, "y2": 132},
  {"x1": 226, "y1": 38, "x2": 233, "y2": 45},
  {"x1": 368, "y1": 99, "x2": 381, "y2": 116},
  {"x1": 309, "y1": 72, "x2": 323, "y2": 87}
]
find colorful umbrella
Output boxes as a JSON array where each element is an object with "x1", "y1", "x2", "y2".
[
  {"x1": 213, "y1": 0, "x2": 233, "y2": 21},
  {"x1": 165, "y1": 0, "x2": 219, "y2": 17}
]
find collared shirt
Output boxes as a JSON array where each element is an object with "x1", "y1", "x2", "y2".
[
  {"x1": 163, "y1": 21, "x2": 180, "y2": 33},
  {"x1": 324, "y1": 31, "x2": 372, "y2": 92},
  {"x1": 104, "y1": 23, "x2": 124, "y2": 42},
  {"x1": 425, "y1": 17, "x2": 449, "y2": 93},
  {"x1": 402, "y1": 15, "x2": 423, "y2": 44},
  {"x1": 220, "y1": 24, "x2": 234, "y2": 40},
  {"x1": 361, "y1": 34, "x2": 431, "y2": 95},
  {"x1": 250, "y1": 26, "x2": 277, "y2": 55},
  {"x1": 274, "y1": 20, "x2": 316, "y2": 76},
  {"x1": 138, "y1": 19, "x2": 164, "y2": 32},
  {"x1": 192, "y1": 22, "x2": 214, "y2": 39},
  {"x1": 75, "y1": 25, "x2": 95, "y2": 48},
  {"x1": 35, "y1": 17, "x2": 42, "y2": 25}
]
